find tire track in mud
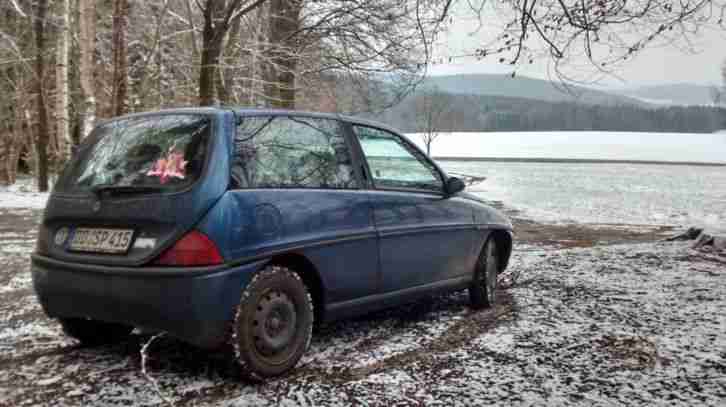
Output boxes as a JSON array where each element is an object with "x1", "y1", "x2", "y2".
[
  {"x1": 302, "y1": 292, "x2": 478, "y2": 370},
  {"x1": 277, "y1": 291, "x2": 516, "y2": 386},
  {"x1": 171, "y1": 291, "x2": 518, "y2": 406},
  {"x1": 0, "y1": 343, "x2": 79, "y2": 371}
]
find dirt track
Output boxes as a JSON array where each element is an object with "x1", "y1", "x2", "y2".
[{"x1": 1, "y1": 209, "x2": 724, "y2": 406}]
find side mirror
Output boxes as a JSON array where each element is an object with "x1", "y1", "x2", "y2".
[{"x1": 444, "y1": 177, "x2": 465, "y2": 196}]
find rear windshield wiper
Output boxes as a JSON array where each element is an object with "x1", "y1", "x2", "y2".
[{"x1": 90, "y1": 184, "x2": 163, "y2": 198}]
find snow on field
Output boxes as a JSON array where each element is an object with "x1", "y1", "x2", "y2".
[
  {"x1": 0, "y1": 178, "x2": 49, "y2": 209},
  {"x1": 406, "y1": 131, "x2": 726, "y2": 163},
  {"x1": 1, "y1": 206, "x2": 724, "y2": 406},
  {"x1": 440, "y1": 160, "x2": 726, "y2": 234}
]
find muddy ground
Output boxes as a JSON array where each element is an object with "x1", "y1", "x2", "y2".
[{"x1": 0, "y1": 208, "x2": 724, "y2": 406}]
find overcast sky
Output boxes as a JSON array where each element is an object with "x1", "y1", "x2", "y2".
[{"x1": 430, "y1": 5, "x2": 726, "y2": 88}]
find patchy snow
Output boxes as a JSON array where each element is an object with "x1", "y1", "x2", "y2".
[
  {"x1": 1, "y1": 202, "x2": 724, "y2": 406},
  {"x1": 1, "y1": 190, "x2": 724, "y2": 406},
  {"x1": 0, "y1": 178, "x2": 49, "y2": 209}
]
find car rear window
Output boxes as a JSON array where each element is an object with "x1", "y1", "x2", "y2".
[{"x1": 56, "y1": 114, "x2": 211, "y2": 194}]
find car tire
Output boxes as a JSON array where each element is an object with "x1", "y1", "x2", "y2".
[
  {"x1": 59, "y1": 317, "x2": 133, "y2": 346},
  {"x1": 469, "y1": 238, "x2": 499, "y2": 309},
  {"x1": 232, "y1": 265, "x2": 314, "y2": 380}
]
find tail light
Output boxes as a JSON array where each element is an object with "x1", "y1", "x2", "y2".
[{"x1": 153, "y1": 230, "x2": 223, "y2": 266}]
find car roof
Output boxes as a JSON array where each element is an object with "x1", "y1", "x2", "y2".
[
  {"x1": 232, "y1": 108, "x2": 403, "y2": 134},
  {"x1": 103, "y1": 107, "x2": 404, "y2": 136}
]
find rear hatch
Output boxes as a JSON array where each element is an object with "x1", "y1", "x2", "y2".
[{"x1": 38, "y1": 111, "x2": 230, "y2": 266}]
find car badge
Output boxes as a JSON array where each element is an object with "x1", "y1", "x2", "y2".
[
  {"x1": 92, "y1": 200, "x2": 101, "y2": 212},
  {"x1": 54, "y1": 227, "x2": 69, "y2": 246}
]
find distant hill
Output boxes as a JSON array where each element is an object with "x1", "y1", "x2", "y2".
[
  {"x1": 366, "y1": 91, "x2": 726, "y2": 134},
  {"x1": 421, "y1": 74, "x2": 649, "y2": 107},
  {"x1": 617, "y1": 83, "x2": 719, "y2": 106}
]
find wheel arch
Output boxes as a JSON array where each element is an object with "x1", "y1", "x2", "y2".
[
  {"x1": 266, "y1": 252, "x2": 326, "y2": 323},
  {"x1": 489, "y1": 229, "x2": 513, "y2": 273}
]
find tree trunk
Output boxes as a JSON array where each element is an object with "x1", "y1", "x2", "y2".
[
  {"x1": 199, "y1": 2, "x2": 226, "y2": 106},
  {"x1": 268, "y1": 0, "x2": 302, "y2": 108},
  {"x1": 111, "y1": 0, "x2": 129, "y2": 116},
  {"x1": 198, "y1": 0, "x2": 268, "y2": 106},
  {"x1": 199, "y1": 40, "x2": 225, "y2": 106},
  {"x1": 35, "y1": 0, "x2": 50, "y2": 192},
  {"x1": 1, "y1": 6, "x2": 20, "y2": 184},
  {"x1": 215, "y1": 13, "x2": 242, "y2": 105},
  {"x1": 56, "y1": 0, "x2": 71, "y2": 165},
  {"x1": 8, "y1": 75, "x2": 28, "y2": 185},
  {"x1": 78, "y1": 0, "x2": 96, "y2": 138}
]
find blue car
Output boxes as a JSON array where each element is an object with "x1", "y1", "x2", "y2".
[{"x1": 31, "y1": 108, "x2": 513, "y2": 379}]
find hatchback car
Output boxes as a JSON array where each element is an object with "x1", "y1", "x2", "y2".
[{"x1": 31, "y1": 108, "x2": 513, "y2": 379}]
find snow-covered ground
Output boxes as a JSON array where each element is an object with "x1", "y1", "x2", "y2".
[
  {"x1": 0, "y1": 202, "x2": 724, "y2": 406},
  {"x1": 0, "y1": 177, "x2": 49, "y2": 209},
  {"x1": 441, "y1": 161, "x2": 726, "y2": 234},
  {"x1": 406, "y1": 131, "x2": 726, "y2": 163}
]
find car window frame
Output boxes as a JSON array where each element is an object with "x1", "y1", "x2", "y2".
[
  {"x1": 348, "y1": 123, "x2": 447, "y2": 196},
  {"x1": 229, "y1": 113, "x2": 365, "y2": 191},
  {"x1": 53, "y1": 111, "x2": 219, "y2": 198}
]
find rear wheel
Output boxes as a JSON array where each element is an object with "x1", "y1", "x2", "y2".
[
  {"x1": 59, "y1": 318, "x2": 133, "y2": 346},
  {"x1": 469, "y1": 238, "x2": 499, "y2": 309},
  {"x1": 232, "y1": 265, "x2": 314, "y2": 380}
]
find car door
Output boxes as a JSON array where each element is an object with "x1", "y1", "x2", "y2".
[
  {"x1": 220, "y1": 114, "x2": 380, "y2": 306},
  {"x1": 350, "y1": 124, "x2": 477, "y2": 294}
]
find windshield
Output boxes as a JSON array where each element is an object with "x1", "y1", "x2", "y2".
[{"x1": 56, "y1": 114, "x2": 212, "y2": 194}]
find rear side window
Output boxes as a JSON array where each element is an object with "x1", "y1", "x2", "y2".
[
  {"x1": 231, "y1": 116, "x2": 358, "y2": 189},
  {"x1": 57, "y1": 114, "x2": 211, "y2": 193}
]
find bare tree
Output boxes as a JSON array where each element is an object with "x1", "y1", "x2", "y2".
[
  {"x1": 55, "y1": 0, "x2": 71, "y2": 163},
  {"x1": 466, "y1": 0, "x2": 726, "y2": 83},
  {"x1": 197, "y1": 0, "x2": 268, "y2": 106},
  {"x1": 210, "y1": 0, "x2": 453, "y2": 111},
  {"x1": 719, "y1": 58, "x2": 726, "y2": 127},
  {"x1": 415, "y1": 86, "x2": 450, "y2": 155},
  {"x1": 78, "y1": 0, "x2": 96, "y2": 138},
  {"x1": 111, "y1": 0, "x2": 130, "y2": 116},
  {"x1": 710, "y1": 86, "x2": 722, "y2": 106},
  {"x1": 34, "y1": 0, "x2": 49, "y2": 191},
  {"x1": 266, "y1": 0, "x2": 303, "y2": 108}
]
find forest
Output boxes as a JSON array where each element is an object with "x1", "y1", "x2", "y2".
[
  {"x1": 0, "y1": 0, "x2": 450, "y2": 190},
  {"x1": 1, "y1": 0, "x2": 725, "y2": 191},
  {"x1": 374, "y1": 92, "x2": 726, "y2": 133}
]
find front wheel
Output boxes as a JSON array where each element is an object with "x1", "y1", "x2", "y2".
[
  {"x1": 468, "y1": 238, "x2": 499, "y2": 309},
  {"x1": 232, "y1": 265, "x2": 314, "y2": 380}
]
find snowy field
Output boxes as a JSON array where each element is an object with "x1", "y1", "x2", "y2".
[
  {"x1": 440, "y1": 161, "x2": 726, "y2": 234},
  {"x1": 407, "y1": 131, "x2": 726, "y2": 164},
  {"x1": 1, "y1": 203, "x2": 725, "y2": 405}
]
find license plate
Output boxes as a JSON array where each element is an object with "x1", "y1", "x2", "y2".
[{"x1": 69, "y1": 228, "x2": 134, "y2": 254}]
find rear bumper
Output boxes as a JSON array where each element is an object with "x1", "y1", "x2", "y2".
[{"x1": 31, "y1": 254, "x2": 266, "y2": 348}]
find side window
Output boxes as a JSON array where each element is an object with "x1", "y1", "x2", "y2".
[
  {"x1": 231, "y1": 116, "x2": 357, "y2": 189},
  {"x1": 353, "y1": 125, "x2": 443, "y2": 192}
]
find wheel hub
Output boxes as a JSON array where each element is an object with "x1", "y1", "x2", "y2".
[{"x1": 253, "y1": 291, "x2": 297, "y2": 357}]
